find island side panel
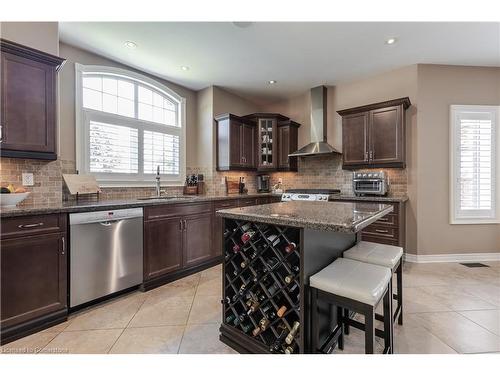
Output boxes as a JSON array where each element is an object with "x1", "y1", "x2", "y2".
[
  {"x1": 302, "y1": 229, "x2": 358, "y2": 353},
  {"x1": 220, "y1": 218, "x2": 303, "y2": 354}
]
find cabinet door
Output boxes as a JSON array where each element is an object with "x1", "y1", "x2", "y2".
[
  {"x1": 258, "y1": 118, "x2": 277, "y2": 169},
  {"x1": 1, "y1": 51, "x2": 56, "y2": 155},
  {"x1": 369, "y1": 106, "x2": 403, "y2": 165},
  {"x1": 241, "y1": 123, "x2": 255, "y2": 168},
  {"x1": 278, "y1": 126, "x2": 290, "y2": 169},
  {"x1": 229, "y1": 120, "x2": 243, "y2": 166},
  {"x1": 342, "y1": 112, "x2": 369, "y2": 166},
  {"x1": 1, "y1": 233, "x2": 66, "y2": 328},
  {"x1": 184, "y1": 212, "x2": 213, "y2": 268},
  {"x1": 213, "y1": 200, "x2": 239, "y2": 257},
  {"x1": 144, "y1": 217, "x2": 183, "y2": 280}
]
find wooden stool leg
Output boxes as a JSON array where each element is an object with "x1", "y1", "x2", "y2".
[
  {"x1": 397, "y1": 262, "x2": 403, "y2": 325},
  {"x1": 337, "y1": 306, "x2": 344, "y2": 350},
  {"x1": 311, "y1": 287, "x2": 319, "y2": 353},
  {"x1": 383, "y1": 284, "x2": 394, "y2": 354},
  {"x1": 343, "y1": 308, "x2": 350, "y2": 335},
  {"x1": 364, "y1": 308, "x2": 375, "y2": 354}
]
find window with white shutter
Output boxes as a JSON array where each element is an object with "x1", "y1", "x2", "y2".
[
  {"x1": 450, "y1": 105, "x2": 499, "y2": 224},
  {"x1": 75, "y1": 64, "x2": 185, "y2": 186}
]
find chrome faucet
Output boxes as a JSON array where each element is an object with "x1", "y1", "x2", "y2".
[{"x1": 155, "y1": 165, "x2": 161, "y2": 197}]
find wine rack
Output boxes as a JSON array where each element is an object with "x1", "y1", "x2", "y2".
[{"x1": 222, "y1": 218, "x2": 301, "y2": 354}]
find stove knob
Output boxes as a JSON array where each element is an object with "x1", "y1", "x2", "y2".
[{"x1": 363, "y1": 173, "x2": 367, "y2": 177}]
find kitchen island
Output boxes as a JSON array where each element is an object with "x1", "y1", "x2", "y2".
[{"x1": 217, "y1": 201, "x2": 393, "y2": 354}]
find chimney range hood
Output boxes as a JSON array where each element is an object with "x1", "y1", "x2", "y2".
[{"x1": 288, "y1": 86, "x2": 341, "y2": 157}]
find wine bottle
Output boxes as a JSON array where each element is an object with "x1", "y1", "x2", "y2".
[
  {"x1": 269, "y1": 324, "x2": 288, "y2": 352},
  {"x1": 290, "y1": 264, "x2": 299, "y2": 273},
  {"x1": 240, "y1": 223, "x2": 251, "y2": 232},
  {"x1": 247, "y1": 298, "x2": 260, "y2": 314},
  {"x1": 240, "y1": 260, "x2": 248, "y2": 269},
  {"x1": 252, "y1": 326, "x2": 262, "y2": 336},
  {"x1": 284, "y1": 242, "x2": 297, "y2": 254},
  {"x1": 240, "y1": 321, "x2": 252, "y2": 334},
  {"x1": 232, "y1": 243, "x2": 241, "y2": 253},
  {"x1": 277, "y1": 305, "x2": 287, "y2": 318},
  {"x1": 284, "y1": 344, "x2": 295, "y2": 354},
  {"x1": 225, "y1": 314, "x2": 236, "y2": 324},
  {"x1": 223, "y1": 228, "x2": 232, "y2": 238},
  {"x1": 262, "y1": 276, "x2": 279, "y2": 295},
  {"x1": 266, "y1": 234, "x2": 280, "y2": 247},
  {"x1": 261, "y1": 304, "x2": 277, "y2": 320},
  {"x1": 241, "y1": 229, "x2": 256, "y2": 244},
  {"x1": 285, "y1": 321, "x2": 300, "y2": 345},
  {"x1": 284, "y1": 274, "x2": 294, "y2": 284},
  {"x1": 259, "y1": 317, "x2": 270, "y2": 331}
]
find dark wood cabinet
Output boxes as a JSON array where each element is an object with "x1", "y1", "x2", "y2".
[
  {"x1": 278, "y1": 120, "x2": 300, "y2": 171},
  {"x1": 0, "y1": 39, "x2": 65, "y2": 160},
  {"x1": 215, "y1": 113, "x2": 256, "y2": 171},
  {"x1": 338, "y1": 97, "x2": 410, "y2": 169},
  {"x1": 184, "y1": 212, "x2": 214, "y2": 267},
  {"x1": 213, "y1": 199, "x2": 240, "y2": 257},
  {"x1": 216, "y1": 113, "x2": 300, "y2": 172},
  {"x1": 143, "y1": 202, "x2": 215, "y2": 287},
  {"x1": 1, "y1": 214, "x2": 67, "y2": 344},
  {"x1": 144, "y1": 216, "x2": 183, "y2": 280}
]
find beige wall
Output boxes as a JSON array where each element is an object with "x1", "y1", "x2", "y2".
[
  {"x1": 263, "y1": 66, "x2": 419, "y2": 253},
  {"x1": 58, "y1": 43, "x2": 198, "y2": 167},
  {"x1": 416, "y1": 65, "x2": 500, "y2": 255},
  {"x1": 195, "y1": 87, "x2": 214, "y2": 169},
  {"x1": 0, "y1": 22, "x2": 59, "y2": 55}
]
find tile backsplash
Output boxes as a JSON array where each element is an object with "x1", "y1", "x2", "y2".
[{"x1": 1, "y1": 153, "x2": 407, "y2": 206}]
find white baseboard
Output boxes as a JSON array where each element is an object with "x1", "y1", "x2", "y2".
[{"x1": 404, "y1": 252, "x2": 500, "y2": 263}]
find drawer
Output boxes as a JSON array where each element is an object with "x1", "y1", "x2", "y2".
[
  {"x1": 239, "y1": 197, "x2": 260, "y2": 207},
  {"x1": 362, "y1": 224, "x2": 399, "y2": 241},
  {"x1": 145, "y1": 202, "x2": 212, "y2": 220},
  {"x1": 214, "y1": 199, "x2": 240, "y2": 210},
  {"x1": 373, "y1": 213, "x2": 398, "y2": 227},
  {"x1": 1, "y1": 214, "x2": 67, "y2": 239}
]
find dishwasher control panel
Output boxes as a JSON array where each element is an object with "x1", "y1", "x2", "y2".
[{"x1": 69, "y1": 207, "x2": 143, "y2": 225}]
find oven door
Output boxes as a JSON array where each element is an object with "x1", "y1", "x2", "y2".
[{"x1": 353, "y1": 179, "x2": 384, "y2": 195}]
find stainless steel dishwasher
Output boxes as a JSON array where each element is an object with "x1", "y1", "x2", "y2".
[{"x1": 69, "y1": 208, "x2": 143, "y2": 308}]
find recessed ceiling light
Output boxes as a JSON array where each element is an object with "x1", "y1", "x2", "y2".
[
  {"x1": 385, "y1": 37, "x2": 397, "y2": 45},
  {"x1": 124, "y1": 41, "x2": 137, "y2": 49},
  {"x1": 181, "y1": 66, "x2": 190, "y2": 71},
  {"x1": 268, "y1": 80, "x2": 277, "y2": 85}
]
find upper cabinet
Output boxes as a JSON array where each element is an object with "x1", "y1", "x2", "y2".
[
  {"x1": 215, "y1": 112, "x2": 300, "y2": 172},
  {"x1": 338, "y1": 97, "x2": 411, "y2": 169},
  {"x1": 0, "y1": 39, "x2": 65, "y2": 160},
  {"x1": 215, "y1": 113, "x2": 256, "y2": 171}
]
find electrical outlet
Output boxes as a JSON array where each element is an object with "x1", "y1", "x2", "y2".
[
  {"x1": 278, "y1": 178, "x2": 283, "y2": 184},
  {"x1": 22, "y1": 173, "x2": 34, "y2": 186}
]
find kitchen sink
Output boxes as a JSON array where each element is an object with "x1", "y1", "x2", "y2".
[{"x1": 137, "y1": 196, "x2": 192, "y2": 201}]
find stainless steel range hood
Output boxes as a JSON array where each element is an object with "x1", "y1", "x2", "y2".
[{"x1": 288, "y1": 86, "x2": 341, "y2": 157}]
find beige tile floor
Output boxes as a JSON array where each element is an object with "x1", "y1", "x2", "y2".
[{"x1": 1, "y1": 261, "x2": 499, "y2": 354}]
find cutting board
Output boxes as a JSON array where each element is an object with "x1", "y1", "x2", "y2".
[
  {"x1": 63, "y1": 174, "x2": 100, "y2": 195},
  {"x1": 225, "y1": 177, "x2": 240, "y2": 195}
]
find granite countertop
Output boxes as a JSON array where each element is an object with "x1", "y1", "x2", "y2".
[
  {"x1": 331, "y1": 194, "x2": 408, "y2": 203},
  {"x1": 217, "y1": 201, "x2": 393, "y2": 233},
  {"x1": 0, "y1": 192, "x2": 281, "y2": 218}
]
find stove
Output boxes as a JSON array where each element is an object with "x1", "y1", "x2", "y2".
[{"x1": 281, "y1": 188, "x2": 341, "y2": 202}]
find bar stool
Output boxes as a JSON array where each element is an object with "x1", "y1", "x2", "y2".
[
  {"x1": 310, "y1": 258, "x2": 393, "y2": 354},
  {"x1": 343, "y1": 241, "x2": 404, "y2": 328}
]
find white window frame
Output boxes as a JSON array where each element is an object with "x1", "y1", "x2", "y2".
[
  {"x1": 75, "y1": 64, "x2": 186, "y2": 187},
  {"x1": 450, "y1": 104, "x2": 499, "y2": 224}
]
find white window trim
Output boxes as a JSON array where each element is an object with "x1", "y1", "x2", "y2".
[
  {"x1": 449, "y1": 104, "x2": 500, "y2": 224},
  {"x1": 75, "y1": 63, "x2": 186, "y2": 187}
]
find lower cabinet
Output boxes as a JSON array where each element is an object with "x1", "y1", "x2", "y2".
[
  {"x1": 1, "y1": 214, "x2": 67, "y2": 344},
  {"x1": 143, "y1": 202, "x2": 215, "y2": 286},
  {"x1": 213, "y1": 200, "x2": 240, "y2": 257}
]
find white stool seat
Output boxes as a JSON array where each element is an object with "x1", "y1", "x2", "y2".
[
  {"x1": 344, "y1": 241, "x2": 403, "y2": 269},
  {"x1": 310, "y1": 258, "x2": 391, "y2": 306}
]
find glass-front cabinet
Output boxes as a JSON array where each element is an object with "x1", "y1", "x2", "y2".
[{"x1": 258, "y1": 118, "x2": 277, "y2": 170}]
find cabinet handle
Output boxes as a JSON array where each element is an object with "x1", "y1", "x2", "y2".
[
  {"x1": 179, "y1": 220, "x2": 183, "y2": 231},
  {"x1": 183, "y1": 219, "x2": 187, "y2": 231},
  {"x1": 365, "y1": 151, "x2": 368, "y2": 161},
  {"x1": 375, "y1": 229, "x2": 389, "y2": 234},
  {"x1": 18, "y1": 222, "x2": 44, "y2": 229},
  {"x1": 369, "y1": 150, "x2": 374, "y2": 160},
  {"x1": 61, "y1": 237, "x2": 66, "y2": 255}
]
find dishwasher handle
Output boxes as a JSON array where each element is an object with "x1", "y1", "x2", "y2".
[{"x1": 99, "y1": 220, "x2": 120, "y2": 226}]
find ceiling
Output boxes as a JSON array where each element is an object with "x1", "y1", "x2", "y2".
[{"x1": 59, "y1": 22, "x2": 500, "y2": 103}]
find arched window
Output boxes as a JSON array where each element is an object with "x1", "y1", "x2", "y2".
[{"x1": 75, "y1": 64, "x2": 186, "y2": 186}]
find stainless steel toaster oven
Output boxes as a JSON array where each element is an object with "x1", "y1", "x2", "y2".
[{"x1": 353, "y1": 171, "x2": 389, "y2": 196}]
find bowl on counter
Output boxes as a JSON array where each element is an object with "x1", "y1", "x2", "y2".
[{"x1": 0, "y1": 192, "x2": 31, "y2": 208}]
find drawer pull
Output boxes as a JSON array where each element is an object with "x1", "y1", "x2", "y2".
[
  {"x1": 18, "y1": 222, "x2": 44, "y2": 229},
  {"x1": 375, "y1": 229, "x2": 389, "y2": 234}
]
